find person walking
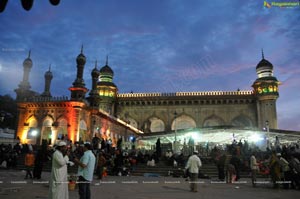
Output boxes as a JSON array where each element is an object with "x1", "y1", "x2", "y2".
[
  {"x1": 185, "y1": 150, "x2": 202, "y2": 192},
  {"x1": 230, "y1": 153, "x2": 241, "y2": 181},
  {"x1": 74, "y1": 143, "x2": 96, "y2": 199},
  {"x1": 269, "y1": 152, "x2": 281, "y2": 188},
  {"x1": 96, "y1": 152, "x2": 106, "y2": 180},
  {"x1": 24, "y1": 150, "x2": 35, "y2": 179},
  {"x1": 49, "y1": 141, "x2": 73, "y2": 199},
  {"x1": 216, "y1": 153, "x2": 226, "y2": 181}
]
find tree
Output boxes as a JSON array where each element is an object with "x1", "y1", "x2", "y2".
[{"x1": 0, "y1": 94, "x2": 17, "y2": 129}]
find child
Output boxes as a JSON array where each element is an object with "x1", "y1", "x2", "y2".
[{"x1": 24, "y1": 150, "x2": 35, "y2": 179}]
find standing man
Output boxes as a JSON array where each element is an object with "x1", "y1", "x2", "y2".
[
  {"x1": 185, "y1": 150, "x2": 202, "y2": 192},
  {"x1": 74, "y1": 143, "x2": 96, "y2": 199},
  {"x1": 250, "y1": 152, "x2": 259, "y2": 187},
  {"x1": 49, "y1": 141, "x2": 72, "y2": 199}
]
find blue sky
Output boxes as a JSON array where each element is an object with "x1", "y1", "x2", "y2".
[{"x1": 0, "y1": 0, "x2": 299, "y2": 131}]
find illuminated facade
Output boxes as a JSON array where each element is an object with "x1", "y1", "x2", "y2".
[
  {"x1": 14, "y1": 49, "x2": 141, "y2": 145},
  {"x1": 14, "y1": 49, "x2": 280, "y2": 146},
  {"x1": 116, "y1": 51, "x2": 280, "y2": 135}
]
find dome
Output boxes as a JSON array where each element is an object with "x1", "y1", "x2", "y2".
[
  {"x1": 23, "y1": 50, "x2": 33, "y2": 68},
  {"x1": 45, "y1": 70, "x2": 53, "y2": 79},
  {"x1": 91, "y1": 67, "x2": 100, "y2": 78},
  {"x1": 256, "y1": 58, "x2": 273, "y2": 70},
  {"x1": 44, "y1": 65, "x2": 53, "y2": 79},
  {"x1": 76, "y1": 45, "x2": 86, "y2": 65},
  {"x1": 23, "y1": 57, "x2": 33, "y2": 68},
  {"x1": 76, "y1": 53, "x2": 86, "y2": 65},
  {"x1": 97, "y1": 81, "x2": 117, "y2": 87},
  {"x1": 100, "y1": 65, "x2": 114, "y2": 75},
  {"x1": 256, "y1": 51, "x2": 274, "y2": 78}
]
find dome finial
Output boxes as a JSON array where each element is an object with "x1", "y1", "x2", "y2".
[
  {"x1": 28, "y1": 49, "x2": 31, "y2": 58},
  {"x1": 106, "y1": 55, "x2": 108, "y2": 66},
  {"x1": 49, "y1": 64, "x2": 51, "y2": 71},
  {"x1": 262, "y1": 48, "x2": 265, "y2": 59},
  {"x1": 81, "y1": 44, "x2": 83, "y2": 54},
  {"x1": 95, "y1": 60, "x2": 98, "y2": 69}
]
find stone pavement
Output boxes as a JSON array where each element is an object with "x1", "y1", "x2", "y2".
[{"x1": 0, "y1": 169, "x2": 299, "y2": 199}]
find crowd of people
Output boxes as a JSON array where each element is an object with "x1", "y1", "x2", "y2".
[
  {"x1": 211, "y1": 138, "x2": 300, "y2": 190},
  {"x1": 0, "y1": 135, "x2": 300, "y2": 198}
]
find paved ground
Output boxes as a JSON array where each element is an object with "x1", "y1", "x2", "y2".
[{"x1": 0, "y1": 169, "x2": 299, "y2": 199}]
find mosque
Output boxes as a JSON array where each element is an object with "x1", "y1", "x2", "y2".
[{"x1": 14, "y1": 48, "x2": 299, "y2": 150}]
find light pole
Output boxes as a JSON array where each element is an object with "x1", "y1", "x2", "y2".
[
  {"x1": 174, "y1": 111, "x2": 177, "y2": 153},
  {"x1": 265, "y1": 120, "x2": 270, "y2": 149}
]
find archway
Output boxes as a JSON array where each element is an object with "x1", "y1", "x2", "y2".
[
  {"x1": 25, "y1": 117, "x2": 38, "y2": 144},
  {"x1": 41, "y1": 118, "x2": 53, "y2": 145},
  {"x1": 172, "y1": 115, "x2": 196, "y2": 130},
  {"x1": 203, "y1": 115, "x2": 225, "y2": 127},
  {"x1": 79, "y1": 120, "x2": 88, "y2": 142},
  {"x1": 57, "y1": 118, "x2": 68, "y2": 140},
  {"x1": 231, "y1": 115, "x2": 253, "y2": 128},
  {"x1": 149, "y1": 117, "x2": 165, "y2": 133},
  {"x1": 127, "y1": 117, "x2": 138, "y2": 129}
]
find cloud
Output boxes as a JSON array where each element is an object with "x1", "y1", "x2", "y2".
[{"x1": 0, "y1": 0, "x2": 299, "y2": 130}]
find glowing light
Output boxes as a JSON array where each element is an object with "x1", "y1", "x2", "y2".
[
  {"x1": 129, "y1": 135, "x2": 135, "y2": 142},
  {"x1": 268, "y1": 85, "x2": 274, "y2": 92},
  {"x1": 31, "y1": 130, "x2": 38, "y2": 136},
  {"x1": 186, "y1": 131, "x2": 201, "y2": 142},
  {"x1": 248, "y1": 134, "x2": 264, "y2": 143}
]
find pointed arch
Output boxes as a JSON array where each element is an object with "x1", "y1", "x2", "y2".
[
  {"x1": 29, "y1": 119, "x2": 38, "y2": 128},
  {"x1": 79, "y1": 120, "x2": 89, "y2": 142},
  {"x1": 57, "y1": 117, "x2": 68, "y2": 140},
  {"x1": 80, "y1": 120, "x2": 87, "y2": 130},
  {"x1": 41, "y1": 116, "x2": 53, "y2": 144},
  {"x1": 231, "y1": 115, "x2": 253, "y2": 128},
  {"x1": 25, "y1": 116, "x2": 38, "y2": 141},
  {"x1": 25, "y1": 114, "x2": 38, "y2": 127},
  {"x1": 127, "y1": 117, "x2": 138, "y2": 129},
  {"x1": 149, "y1": 117, "x2": 165, "y2": 133},
  {"x1": 203, "y1": 115, "x2": 225, "y2": 127},
  {"x1": 172, "y1": 115, "x2": 196, "y2": 130}
]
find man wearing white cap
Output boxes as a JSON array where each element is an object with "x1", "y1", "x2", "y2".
[
  {"x1": 185, "y1": 150, "x2": 202, "y2": 192},
  {"x1": 49, "y1": 141, "x2": 73, "y2": 199}
]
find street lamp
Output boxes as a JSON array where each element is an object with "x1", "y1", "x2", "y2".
[
  {"x1": 174, "y1": 111, "x2": 177, "y2": 140},
  {"x1": 265, "y1": 120, "x2": 270, "y2": 149},
  {"x1": 174, "y1": 111, "x2": 178, "y2": 153}
]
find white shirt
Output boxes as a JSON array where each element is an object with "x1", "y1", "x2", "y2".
[
  {"x1": 250, "y1": 155, "x2": 259, "y2": 170},
  {"x1": 165, "y1": 151, "x2": 173, "y2": 158},
  {"x1": 185, "y1": 154, "x2": 202, "y2": 174}
]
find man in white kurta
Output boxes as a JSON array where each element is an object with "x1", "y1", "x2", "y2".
[
  {"x1": 49, "y1": 141, "x2": 70, "y2": 199},
  {"x1": 250, "y1": 153, "x2": 259, "y2": 187},
  {"x1": 185, "y1": 150, "x2": 202, "y2": 192}
]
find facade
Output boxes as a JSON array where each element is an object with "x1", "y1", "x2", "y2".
[{"x1": 14, "y1": 49, "x2": 280, "y2": 147}]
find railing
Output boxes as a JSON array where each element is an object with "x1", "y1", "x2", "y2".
[
  {"x1": 28, "y1": 96, "x2": 69, "y2": 102},
  {"x1": 118, "y1": 90, "x2": 254, "y2": 98}
]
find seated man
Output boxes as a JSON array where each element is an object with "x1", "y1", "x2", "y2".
[{"x1": 165, "y1": 149, "x2": 173, "y2": 159}]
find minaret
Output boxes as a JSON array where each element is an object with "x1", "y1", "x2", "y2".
[
  {"x1": 69, "y1": 45, "x2": 88, "y2": 101},
  {"x1": 20, "y1": 50, "x2": 32, "y2": 90},
  {"x1": 252, "y1": 50, "x2": 280, "y2": 129},
  {"x1": 98, "y1": 56, "x2": 118, "y2": 114},
  {"x1": 88, "y1": 60, "x2": 101, "y2": 107},
  {"x1": 15, "y1": 51, "x2": 35, "y2": 101},
  {"x1": 41, "y1": 64, "x2": 53, "y2": 97}
]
